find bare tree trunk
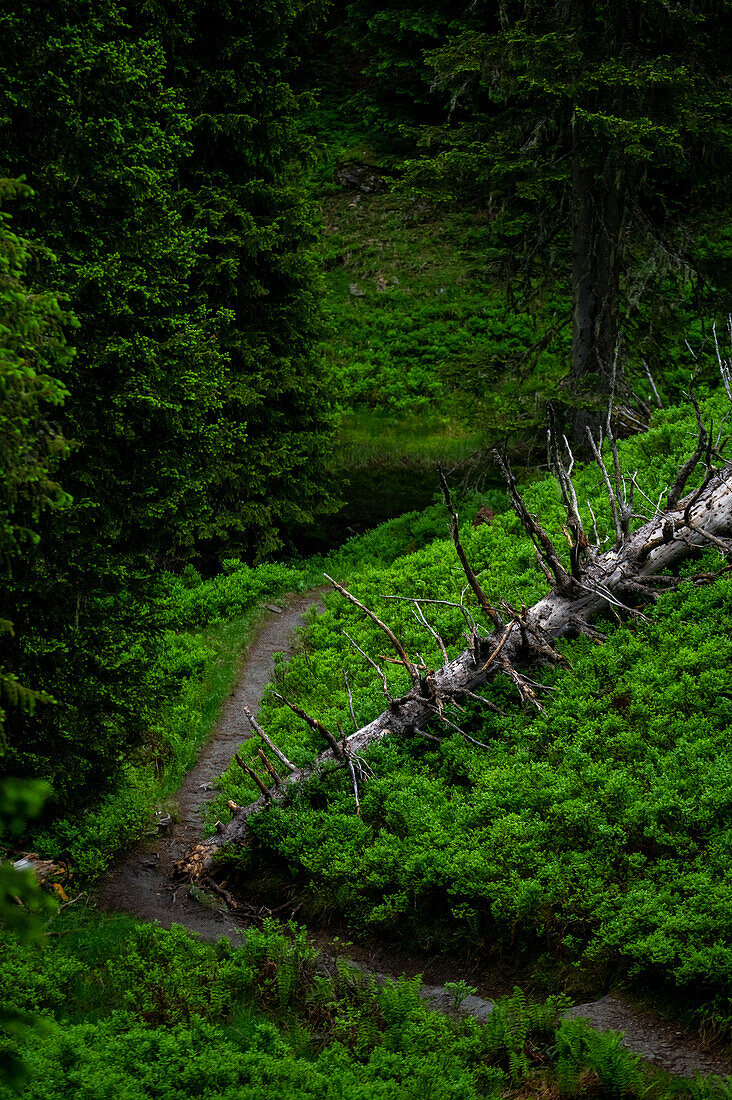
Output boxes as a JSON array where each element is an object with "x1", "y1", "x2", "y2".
[{"x1": 181, "y1": 441, "x2": 732, "y2": 880}]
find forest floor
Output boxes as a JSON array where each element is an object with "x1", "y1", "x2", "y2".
[{"x1": 97, "y1": 592, "x2": 732, "y2": 1081}]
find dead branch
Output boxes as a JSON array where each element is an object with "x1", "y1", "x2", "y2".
[
  {"x1": 257, "y1": 748, "x2": 282, "y2": 789},
  {"x1": 347, "y1": 755, "x2": 361, "y2": 815},
  {"x1": 438, "y1": 465, "x2": 503, "y2": 628},
  {"x1": 667, "y1": 391, "x2": 708, "y2": 510},
  {"x1": 493, "y1": 450, "x2": 574, "y2": 594},
  {"x1": 235, "y1": 753, "x2": 271, "y2": 801},
  {"x1": 644, "y1": 361, "x2": 663, "y2": 408},
  {"x1": 343, "y1": 669, "x2": 358, "y2": 729},
  {"x1": 243, "y1": 705, "x2": 296, "y2": 773},
  {"x1": 714, "y1": 319, "x2": 732, "y2": 401},
  {"x1": 457, "y1": 689, "x2": 507, "y2": 716},
  {"x1": 382, "y1": 593, "x2": 478, "y2": 633},
  {"x1": 413, "y1": 602, "x2": 449, "y2": 666},
  {"x1": 586, "y1": 427, "x2": 624, "y2": 546},
  {"x1": 325, "y1": 574, "x2": 418, "y2": 683},
  {"x1": 270, "y1": 691, "x2": 343, "y2": 758},
  {"x1": 342, "y1": 629, "x2": 393, "y2": 702},
  {"x1": 500, "y1": 659, "x2": 545, "y2": 713},
  {"x1": 548, "y1": 411, "x2": 590, "y2": 578},
  {"x1": 480, "y1": 621, "x2": 515, "y2": 671}
]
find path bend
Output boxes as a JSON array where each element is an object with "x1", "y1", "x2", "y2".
[{"x1": 97, "y1": 589, "x2": 732, "y2": 1080}]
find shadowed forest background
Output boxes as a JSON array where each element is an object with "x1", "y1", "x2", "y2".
[{"x1": 2, "y1": 1, "x2": 732, "y2": 1096}]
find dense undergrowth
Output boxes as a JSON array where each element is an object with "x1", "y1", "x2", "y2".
[
  {"x1": 318, "y1": 186, "x2": 569, "y2": 433},
  {"x1": 309, "y1": 99, "x2": 721, "y2": 467},
  {"x1": 206, "y1": 391, "x2": 732, "y2": 1023},
  {"x1": 18, "y1": 492, "x2": 490, "y2": 882},
  {"x1": 0, "y1": 913, "x2": 723, "y2": 1099},
  {"x1": 312, "y1": 121, "x2": 573, "y2": 479}
]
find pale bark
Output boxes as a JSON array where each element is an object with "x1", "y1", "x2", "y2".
[{"x1": 180, "y1": 458, "x2": 732, "y2": 880}]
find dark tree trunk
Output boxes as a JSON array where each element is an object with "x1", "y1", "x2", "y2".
[{"x1": 570, "y1": 136, "x2": 624, "y2": 443}]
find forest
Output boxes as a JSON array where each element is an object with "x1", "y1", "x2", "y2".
[{"x1": 2, "y1": 1, "x2": 732, "y2": 1096}]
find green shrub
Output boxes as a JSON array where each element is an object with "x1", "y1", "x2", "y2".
[
  {"x1": 0, "y1": 913, "x2": 671, "y2": 1100},
  {"x1": 212, "y1": 391, "x2": 732, "y2": 1003}
]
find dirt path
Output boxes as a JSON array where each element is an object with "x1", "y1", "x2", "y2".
[
  {"x1": 98, "y1": 592, "x2": 324, "y2": 941},
  {"x1": 98, "y1": 591, "x2": 731, "y2": 1080}
]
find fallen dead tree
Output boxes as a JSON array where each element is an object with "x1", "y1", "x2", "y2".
[{"x1": 180, "y1": 347, "x2": 732, "y2": 881}]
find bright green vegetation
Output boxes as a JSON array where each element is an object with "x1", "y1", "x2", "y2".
[
  {"x1": 1, "y1": 0, "x2": 732, "y2": 1091},
  {"x1": 21, "y1": 493, "x2": 490, "y2": 882},
  {"x1": 310, "y1": 147, "x2": 566, "y2": 544},
  {"x1": 0, "y1": 913, "x2": 719, "y2": 1099},
  {"x1": 0, "y1": 0, "x2": 334, "y2": 816},
  {"x1": 320, "y1": 189, "x2": 567, "y2": 422},
  {"x1": 317, "y1": 154, "x2": 569, "y2": 460},
  {"x1": 209, "y1": 391, "x2": 732, "y2": 1022}
]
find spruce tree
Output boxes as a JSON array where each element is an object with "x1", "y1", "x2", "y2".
[
  {"x1": 0, "y1": 0, "x2": 333, "y2": 801},
  {"x1": 0, "y1": 184, "x2": 72, "y2": 961},
  {"x1": 408, "y1": 0, "x2": 732, "y2": 432},
  {"x1": 0, "y1": 179, "x2": 73, "y2": 740},
  {"x1": 149, "y1": 0, "x2": 333, "y2": 558}
]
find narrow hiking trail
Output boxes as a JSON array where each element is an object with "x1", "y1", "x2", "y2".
[
  {"x1": 98, "y1": 592, "x2": 324, "y2": 939},
  {"x1": 97, "y1": 591, "x2": 732, "y2": 1080}
]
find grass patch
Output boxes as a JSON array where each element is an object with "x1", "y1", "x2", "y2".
[
  {"x1": 317, "y1": 182, "x2": 569, "y2": 456},
  {"x1": 337, "y1": 410, "x2": 481, "y2": 467}
]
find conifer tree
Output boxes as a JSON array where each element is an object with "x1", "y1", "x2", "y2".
[
  {"x1": 0, "y1": 179, "x2": 72, "y2": 742},
  {"x1": 408, "y1": 0, "x2": 732, "y2": 432},
  {"x1": 324, "y1": 0, "x2": 458, "y2": 138},
  {"x1": 0, "y1": 0, "x2": 333, "y2": 801},
  {"x1": 0, "y1": 184, "x2": 69, "y2": 988},
  {"x1": 0, "y1": 0, "x2": 333, "y2": 563},
  {"x1": 150, "y1": 0, "x2": 333, "y2": 558}
]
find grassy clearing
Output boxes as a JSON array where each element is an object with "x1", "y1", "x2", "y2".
[
  {"x1": 336, "y1": 410, "x2": 481, "y2": 467},
  {"x1": 315, "y1": 151, "x2": 572, "y2": 471},
  {"x1": 320, "y1": 187, "x2": 567, "y2": 429},
  {"x1": 307, "y1": 183, "x2": 528, "y2": 543}
]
